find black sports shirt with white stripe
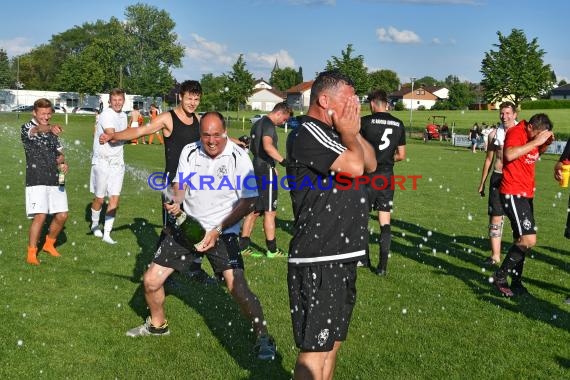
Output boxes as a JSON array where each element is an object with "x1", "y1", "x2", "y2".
[{"x1": 286, "y1": 116, "x2": 368, "y2": 266}]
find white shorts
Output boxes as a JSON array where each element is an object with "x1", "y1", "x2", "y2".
[
  {"x1": 90, "y1": 159, "x2": 125, "y2": 198},
  {"x1": 25, "y1": 185, "x2": 68, "y2": 218}
]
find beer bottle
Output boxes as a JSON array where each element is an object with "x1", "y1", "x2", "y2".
[{"x1": 58, "y1": 164, "x2": 65, "y2": 186}]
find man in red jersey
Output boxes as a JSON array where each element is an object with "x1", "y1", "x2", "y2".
[{"x1": 492, "y1": 113, "x2": 553, "y2": 297}]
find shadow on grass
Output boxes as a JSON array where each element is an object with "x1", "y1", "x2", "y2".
[
  {"x1": 122, "y1": 217, "x2": 290, "y2": 378},
  {"x1": 379, "y1": 218, "x2": 570, "y2": 334}
]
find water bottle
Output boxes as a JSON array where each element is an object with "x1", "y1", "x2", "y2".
[{"x1": 58, "y1": 164, "x2": 65, "y2": 186}]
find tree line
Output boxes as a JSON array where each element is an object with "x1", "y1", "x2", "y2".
[{"x1": 0, "y1": 3, "x2": 561, "y2": 111}]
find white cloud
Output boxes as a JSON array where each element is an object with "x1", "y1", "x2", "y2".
[
  {"x1": 0, "y1": 37, "x2": 34, "y2": 57},
  {"x1": 376, "y1": 27, "x2": 421, "y2": 44},
  {"x1": 432, "y1": 37, "x2": 441, "y2": 44},
  {"x1": 185, "y1": 33, "x2": 234, "y2": 66},
  {"x1": 247, "y1": 49, "x2": 296, "y2": 69}
]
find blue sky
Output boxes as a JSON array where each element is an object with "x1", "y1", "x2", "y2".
[{"x1": 2, "y1": 0, "x2": 569, "y2": 85}]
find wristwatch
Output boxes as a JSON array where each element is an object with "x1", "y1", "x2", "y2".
[{"x1": 215, "y1": 225, "x2": 223, "y2": 235}]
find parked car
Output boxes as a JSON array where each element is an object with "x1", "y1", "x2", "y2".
[
  {"x1": 53, "y1": 105, "x2": 67, "y2": 113},
  {"x1": 249, "y1": 114, "x2": 267, "y2": 124},
  {"x1": 73, "y1": 107, "x2": 99, "y2": 115},
  {"x1": 12, "y1": 105, "x2": 33, "y2": 112}
]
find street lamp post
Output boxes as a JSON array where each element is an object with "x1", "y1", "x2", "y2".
[{"x1": 409, "y1": 77, "x2": 416, "y2": 137}]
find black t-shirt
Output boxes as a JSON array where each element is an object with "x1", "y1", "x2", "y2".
[
  {"x1": 286, "y1": 116, "x2": 368, "y2": 266},
  {"x1": 360, "y1": 111, "x2": 406, "y2": 171},
  {"x1": 21, "y1": 120, "x2": 62, "y2": 187},
  {"x1": 164, "y1": 110, "x2": 200, "y2": 182},
  {"x1": 250, "y1": 116, "x2": 278, "y2": 167}
]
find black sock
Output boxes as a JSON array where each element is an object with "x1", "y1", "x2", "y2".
[
  {"x1": 266, "y1": 239, "x2": 277, "y2": 252},
  {"x1": 495, "y1": 244, "x2": 525, "y2": 282},
  {"x1": 379, "y1": 224, "x2": 391, "y2": 271},
  {"x1": 239, "y1": 236, "x2": 251, "y2": 250}
]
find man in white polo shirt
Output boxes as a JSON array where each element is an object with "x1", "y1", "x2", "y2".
[{"x1": 126, "y1": 112, "x2": 277, "y2": 360}]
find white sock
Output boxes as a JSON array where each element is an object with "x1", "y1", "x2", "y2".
[
  {"x1": 103, "y1": 215, "x2": 115, "y2": 237},
  {"x1": 91, "y1": 208, "x2": 101, "y2": 229}
]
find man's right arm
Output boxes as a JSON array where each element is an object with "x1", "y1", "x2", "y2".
[{"x1": 100, "y1": 114, "x2": 167, "y2": 144}]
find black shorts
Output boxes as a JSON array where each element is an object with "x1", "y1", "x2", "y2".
[
  {"x1": 153, "y1": 227, "x2": 200, "y2": 273},
  {"x1": 253, "y1": 162, "x2": 278, "y2": 212},
  {"x1": 488, "y1": 171, "x2": 504, "y2": 216},
  {"x1": 501, "y1": 194, "x2": 536, "y2": 239},
  {"x1": 367, "y1": 171, "x2": 394, "y2": 212},
  {"x1": 203, "y1": 233, "x2": 244, "y2": 277},
  {"x1": 288, "y1": 262, "x2": 357, "y2": 352}
]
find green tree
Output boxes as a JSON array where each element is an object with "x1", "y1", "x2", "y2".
[
  {"x1": 448, "y1": 81, "x2": 476, "y2": 110},
  {"x1": 270, "y1": 67, "x2": 299, "y2": 91},
  {"x1": 325, "y1": 44, "x2": 369, "y2": 96},
  {"x1": 443, "y1": 75, "x2": 460, "y2": 87},
  {"x1": 297, "y1": 66, "x2": 304, "y2": 83},
  {"x1": 416, "y1": 76, "x2": 441, "y2": 87},
  {"x1": 368, "y1": 69, "x2": 400, "y2": 94},
  {"x1": 225, "y1": 54, "x2": 254, "y2": 117},
  {"x1": 480, "y1": 28, "x2": 554, "y2": 106},
  {"x1": 199, "y1": 73, "x2": 228, "y2": 111},
  {"x1": 122, "y1": 3, "x2": 184, "y2": 96},
  {"x1": 0, "y1": 49, "x2": 12, "y2": 88}
]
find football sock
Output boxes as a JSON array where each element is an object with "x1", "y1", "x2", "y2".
[
  {"x1": 266, "y1": 239, "x2": 277, "y2": 253},
  {"x1": 379, "y1": 224, "x2": 392, "y2": 271},
  {"x1": 495, "y1": 244, "x2": 525, "y2": 282},
  {"x1": 91, "y1": 208, "x2": 101, "y2": 229},
  {"x1": 42, "y1": 236, "x2": 61, "y2": 257},
  {"x1": 27, "y1": 246, "x2": 40, "y2": 265},
  {"x1": 239, "y1": 236, "x2": 251, "y2": 251}
]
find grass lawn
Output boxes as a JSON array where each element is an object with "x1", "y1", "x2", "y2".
[{"x1": 0, "y1": 111, "x2": 569, "y2": 379}]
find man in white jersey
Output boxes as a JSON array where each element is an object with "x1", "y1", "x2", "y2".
[
  {"x1": 126, "y1": 112, "x2": 277, "y2": 360},
  {"x1": 89, "y1": 88, "x2": 128, "y2": 244}
]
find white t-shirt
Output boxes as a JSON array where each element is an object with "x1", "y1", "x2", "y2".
[
  {"x1": 92, "y1": 108, "x2": 127, "y2": 164},
  {"x1": 174, "y1": 140, "x2": 258, "y2": 234}
]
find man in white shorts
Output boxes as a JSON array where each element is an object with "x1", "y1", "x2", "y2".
[
  {"x1": 90, "y1": 88, "x2": 128, "y2": 244},
  {"x1": 21, "y1": 98, "x2": 68, "y2": 265}
]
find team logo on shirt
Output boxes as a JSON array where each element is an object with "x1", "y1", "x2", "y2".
[
  {"x1": 317, "y1": 329, "x2": 329, "y2": 346},
  {"x1": 216, "y1": 165, "x2": 228, "y2": 179}
]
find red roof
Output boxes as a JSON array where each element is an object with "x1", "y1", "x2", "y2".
[{"x1": 286, "y1": 80, "x2": 314, "y2": 93}]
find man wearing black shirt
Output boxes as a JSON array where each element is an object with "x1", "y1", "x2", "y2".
[
  {"x1": 360, "y1": 89, "x2": 406, "y2": 275},
  {"x1": 240, "y1": 102, "x2": 291, "y2": 258},
  {"x1": 21, "y1": 98, "x2": 68, "y2": 265},
  {"x1": 286, "y1": 71, "x2": 376, "y2": 379}
]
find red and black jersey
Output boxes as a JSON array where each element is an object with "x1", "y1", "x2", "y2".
[{"x1": 500, "y1": 121, "x2": 539, "y2": 198}]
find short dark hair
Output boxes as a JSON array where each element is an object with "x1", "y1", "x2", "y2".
[
  {"x1": 528, "y1": 113, "x2": 553, "y2": 131},
  {"x1": 179, "y1": 80, "x2": 202, "y2": 96},
  {"x1": 272, "y1": 101, "x2": 292, "y2": 114},
  {"x1": 367, "y1": 89, "x2": 388, "y2": 104},
  {"x1": 310, "y1": 70, "x2": 354, "y2": 105}
]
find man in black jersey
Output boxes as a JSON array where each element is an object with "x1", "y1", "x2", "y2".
[
  {"x1": 286, "y1": 71, "x2": 376, "y2": 379},
  {"x1": 21, "y1": 98, "x2": 68, "y2": 265},
  {"x1": 360, "y1": 89, "x2": 406, "y2": 276},
  {"x1": 240, "y1": 102, "x2": 291, "y2": 258},
  {"x1": 101, "y1": 80, "x2": 213, "y2": 283}
]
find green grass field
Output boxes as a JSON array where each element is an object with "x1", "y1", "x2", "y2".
[{"x1": 0, "y1": 111, "x2": 569, "y2": 379}]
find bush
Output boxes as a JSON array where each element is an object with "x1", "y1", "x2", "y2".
[
  {"x1": 394, "y1": 100, "x2": 405, "y2": 111},
  {"x1": 521, "y1": 99, "x2": 570, "y2": 109},
  {"x1": 417, "y1": 105, "x2": 426, "y2": 111}
]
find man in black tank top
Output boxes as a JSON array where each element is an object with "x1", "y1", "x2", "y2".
[{"x1": 100, "y1": 80, "x2": 214, "y2": 283}]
